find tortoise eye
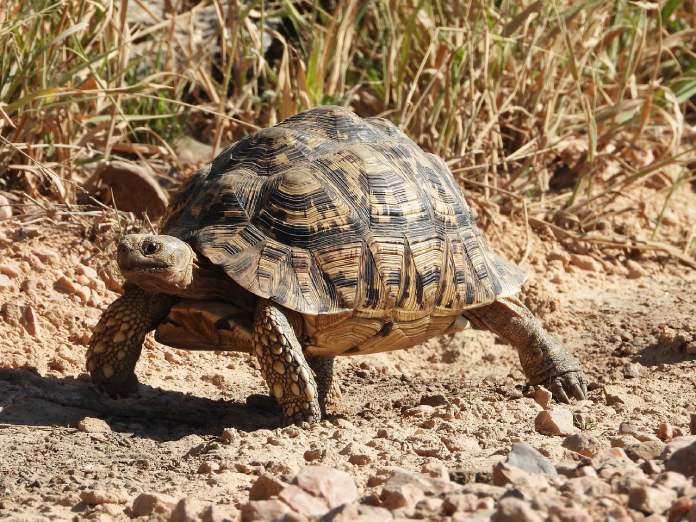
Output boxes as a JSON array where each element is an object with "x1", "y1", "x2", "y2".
[{"x1": 142, "y1": 240, "x2": 160, "y2": 256}]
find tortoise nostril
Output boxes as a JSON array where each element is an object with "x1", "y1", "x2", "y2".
[{"x1": 141, "y1": 240, "x2": 160, "y2": 256}]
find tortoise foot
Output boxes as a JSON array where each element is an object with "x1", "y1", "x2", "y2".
[
  {"x1": 93, "y1": 372, "x2": 140, "y2": 399},
  {"x1": 544, "y1": 370, "x2": 588, "y2": 403}
]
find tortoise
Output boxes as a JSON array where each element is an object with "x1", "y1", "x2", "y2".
[{"x1": 87, "y1": 106, "x2": 587, "y2": 425}]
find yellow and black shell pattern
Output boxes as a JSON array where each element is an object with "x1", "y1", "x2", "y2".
[{"x1": 162, "y1": 106, "x2": 525, "y2": 319}]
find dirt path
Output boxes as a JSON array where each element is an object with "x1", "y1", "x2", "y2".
[{"x1": 0, "y1": 217, "x2": 695, "y2": 520}]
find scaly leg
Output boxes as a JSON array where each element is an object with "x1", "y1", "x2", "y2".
[
  {"x1": 253, "y1": 301, "x2": 321, "y2": 425},
  {"x1": 86, "y1": 285, "x2": 175, "y2": 397},
  {"x1": 307, "y1": 356, "x2": 342, "y2": 415},
  {"x1": 467, "y1": 295, "x2": 588, "y2": 402}
]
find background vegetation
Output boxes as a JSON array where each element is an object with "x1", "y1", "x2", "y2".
[{"x1": 1, "y1": 0, "x2": 695, "y2": 257}]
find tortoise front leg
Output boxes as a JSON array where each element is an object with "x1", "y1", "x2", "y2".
[
  {"x1": 87, "y1": 285, "x2": 175, "y2": 397},
  {"x1": 467, "y1": 295, "x2": 588, "y2": 402},
  {"x1": 253, "y1": 301, "x2": 321, "y2": 426}
]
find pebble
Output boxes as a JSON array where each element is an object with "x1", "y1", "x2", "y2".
[
  {"x1": 569, "y1": 253, "x2": 602, "y2": 272},
  {"x1": 74, "y1": 417, "x2": 111, "y2": 433},
  {"x1": 625, "y1": 441, "x2": 666, "y2": 463},
  {"x1": 380, "y1": 481, "x2": 424, "y2": 511},
  {"x1": 303, "y1": 449, "x2": 323, "y2": 462},
  {"x1": 240, "y1": 499, "x2": 301, "y2": 522},
  {"x1": 657, "y1": 422, "x2": 674, "y2": 442},
  {"x1": 171, "y1": 499, "x2": 228, "y2": 522},
  {"x1": 279, "y1": 485, "x2": 329, "y2": 518},
  {"x1": 249, "y1": 473, "x2": 288, "y2": 501},
  {"x1": 293, "y1": 466, "x2": 358, "y2": 509},
  {"x1": 505, "y1": 442, "x2": 557, "y2": 475},
  {"x1": 80, "y1": 488, "x2": 128, "y2": 505},
  {"x1": 562, "y1": 433, "x2": 608, "y2": 458},
  {"x1": 0, "y1": 262, "x2": 21, "y2": 278},
  {"x1": 0, "y1": 194, "x2": 11, "y2": 219},
  {"x1": 20, "y1": 305, "x2": 40, "y2": 337},
  {"x1": 0, "y1": 274, "x2": 12, "y2": 288},
  {"x1": 668, "y1": 498, "x2": 694, "y2": 522},
  {"x1": 625, "y1": 259, "x2": 646, "y2": 279},
  {"x1": 663, "y1": 436, "x2": 696, "y2": 477},
  {"x1": 90, "y1": 160, "x2": 169, "y2": 219},
  {"x1": 533, "y1": 386, "x2": 553, "y2": 409},
  {"x1": 535, "y1": 408, "x2": 575, "y2": 436},
  {"x1": 131, "y1": 493, "x2": 177, "y2": 517},
  {"x1": 322, "y1": 503, "x2": 393, "y2": 522},
  {"x1": 628, "y1": 485, "x2": 677, "y2": 515},
  {"x1": 491, "y1": 497, "x2": 543, "y2": 522},
  {"x1": 604, "y1": 385, "x2": 640, "y2": 410},
  {"x1": 54, "y1": 274, "x2": 79, "y2": 295}
]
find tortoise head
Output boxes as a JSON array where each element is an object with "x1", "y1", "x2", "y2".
[{"x1": 117, "y1": 234, "x2": 195, "y2": 294}]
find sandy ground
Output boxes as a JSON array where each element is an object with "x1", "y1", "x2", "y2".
[{"x1": 0, "y1": 187, "x2": 695, "y2": 521}]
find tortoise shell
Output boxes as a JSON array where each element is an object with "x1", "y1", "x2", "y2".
[{"x1": 162, "y1": 106, "x2": 525, "y2": 325}]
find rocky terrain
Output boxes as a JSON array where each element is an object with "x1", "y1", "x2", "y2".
[{"x1": 0, "y1": 184, "x2": 695, "y2": 521}]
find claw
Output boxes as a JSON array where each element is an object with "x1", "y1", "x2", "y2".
[
  {"x1": 550, "y1": 379, "x2": 570, "y2": 403},
  {"x1": 570, "y1": 383, "x2": 585, "y2": 400}
]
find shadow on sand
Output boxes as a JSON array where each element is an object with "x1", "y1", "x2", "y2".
[{"x1": 0, "y1": 367, "x2": 282, "y2": 440}]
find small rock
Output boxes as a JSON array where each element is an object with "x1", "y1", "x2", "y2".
[
  {"x1": 74, "y1": 417, "x2": 111, "y2": 433},
  {"x1": 303, "y1": 449, "x2": 324, "y2": 462},
  {"x1": 628, "y1": 485, "x2": 677, "y2": 515},
  {"x1": 569, "y1": 253, "x2": 602, "y2": 272},
  {"x1": 80, "y1": 488, "x2": 128, "y2": 505},
  {"x1": 131, "y1": 493, "x2": 177, "y2": 517},
  {"x1": 0, "y1": 194, "x2": 12, "y2": 219},
  {"x1": 20, "y1": 305, "x2": 40, "y2": 337},
  {"x1": 89, "y1": 160, "x2": 169, "y2": 219},
  {"x1": 625, "y1": 259, "x2": 646, "y2": 279},
  {"x1": 533, "y1": 387, "x2": 553, "y2": 409},
  {"x1": 279, "y1": 485, "x2": 329, "y2": 518},
  {"x1": 668, "y1": 498, "x2": 694, "y2": 522},
  {"x1": 173, "y1": 135, "x2": 215, "y2": 165},
  {"x1": 0, "y1": 263, "x2": 21, "y2": 278},
  {"x1": 505, "y1": 442, "x2": 557, "y2": 475},
  {"x1": 55, "y1": 275, "x2": 79, "y2": 295},
  {"x1": 240, "y1": 499, "x2": 301, "y2": 522},
  {"x1": 321, "y1": 503, "x2": 393, "y2": 522},
  {"x1": 293, "y1": 466, "x2": 358, "y2": 509},
  {"x1": 249, "y1": 474, "x2": 288, "y2": 501},
  {"x1": 535, "y1": 408, "x2": 575, "y2": 436},
  {"x1": 420, "y1": 461, "x2": 449, "y2": 481},
  {"x1": 662, "y1": 436, "x2": 696, "y2": 477},
  {"x1": 170, "y1": 498, "x2": 226, "y2": 522},
  {"x1": 605, "y1": 385, "x2": 640, "y2": 410},
  {"x1": 491, "y1": 497, "x2": 543, "y2": 522},
  {"x1": 380, "y1": 482, "x2": 424, "y2": 511},
  {"x1": 197, "y1": 461, "x2": 220, "y2": 474},
  {"x1": 348, "y1": 454, "x2": 371, "y2": 466},
  {"x1": 547, "y1": 505, "x2": 592, "y2": 522},
  {"x1": 0, "y1": 274, "x2": 12, "y2": 288},
  {"x1": 562, "y1": 433, "x2": 608, "y2": 458},
  {"x1": 442, "y1": 494, "x2": 479, "y2": 515},
  {"x1": 625, "y1": 440, "x2": 666, "y2": 462},
  {"x1": 658, "y1": 422, "x2": 674, "y2": 442},
  {"x1": 492, "y1": 463, "x2": 547, "y2": 488},
  {"x1": 419, "y1": 393, "x2": 449, "y2": 407}
]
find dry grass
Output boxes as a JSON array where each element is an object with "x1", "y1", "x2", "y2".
[{"x1": 1, "y1": 0, "x2": 695, "y2": 256}]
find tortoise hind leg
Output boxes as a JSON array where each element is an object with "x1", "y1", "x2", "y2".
[
  {"x1": 307, "y1": 356, "x2": 342, "y2": 415},
  {"x1": 253, "y1": 301, "x2": 321, "y2": 426},
  {"x1": 87, "y1": 285, "x2": 175, "y2": 397},
  {"x1": 466, "y1": 295, "x2": 588, "y2": 402}
]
